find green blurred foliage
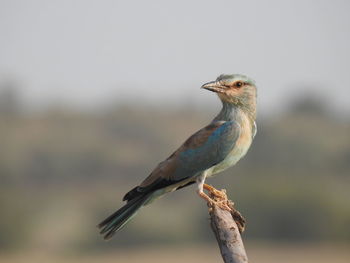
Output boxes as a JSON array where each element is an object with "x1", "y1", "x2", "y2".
[{"x1": 0, "y1": 93, "x2": 349, "y2": 253}]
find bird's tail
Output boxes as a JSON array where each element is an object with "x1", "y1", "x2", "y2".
[{"x1": 97, "y1": 193, "x2": 153, "y2": 240}]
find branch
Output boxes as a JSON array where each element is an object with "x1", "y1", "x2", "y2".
[{"x1": 208, "y1": 189, "x2": 249, "y2": 263}]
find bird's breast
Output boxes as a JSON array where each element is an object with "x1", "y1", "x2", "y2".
[{"x1": 208, "y1": 114, "x2": 253, "y2": 176}]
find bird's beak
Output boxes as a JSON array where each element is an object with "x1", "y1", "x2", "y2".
[{"x1": 201, "y1": 81, "x2": 226, "y2": 93}]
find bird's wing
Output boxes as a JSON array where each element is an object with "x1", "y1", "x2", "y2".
[{"x1": 123, "y1": 121, "x2": 241, "y2": 201}]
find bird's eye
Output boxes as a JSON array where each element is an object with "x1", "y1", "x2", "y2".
[{"x1": 235, "y1": 81, "x2": 243, "y2": 88}]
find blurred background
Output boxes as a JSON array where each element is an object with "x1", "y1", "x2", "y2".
[{"x1": 1, "y1": 0, "x2": 350, "y2": 262}]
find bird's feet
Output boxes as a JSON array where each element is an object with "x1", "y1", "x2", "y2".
[
  {"x1": 202, "y1": 184, "x2": 232, "y2": 211},
  {"x1": 199, "y1": 183, "x2": 246, "y2": 233},
  {"x1": 203, "y1": 184, "x2": 228, "y2": 200},
  {"x1": 198, "y1": 189, "x2": 230, "y2": 211}
]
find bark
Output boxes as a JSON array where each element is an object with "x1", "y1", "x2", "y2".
[{"x1": 208, "y1": 191, "x2": 248, "y2": 263}]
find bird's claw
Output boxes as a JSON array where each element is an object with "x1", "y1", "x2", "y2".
[
  {"x1": 203, "y1": 184, "x2": 228, "y2": 200},
  {"x1": 203, "y1": 183, "x2": 229, "y2": 204},
  {"x1": 202, "y1": 183, "x2": 246, "y2": 233},
  {"x1": 215, "y1": 200, "x2": 232, "y2": 212}
]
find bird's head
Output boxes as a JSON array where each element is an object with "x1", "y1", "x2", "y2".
[
  {"x1": 202, "y1": 74, "x2": 256, "y2": 106},
  {"x1": 202, "y1": 74, "x2": 257, "y2": 118}
]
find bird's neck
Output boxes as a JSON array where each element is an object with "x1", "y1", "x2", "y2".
[{"x1": 213, "y1": 102, "x2": 256, "y2": 127}]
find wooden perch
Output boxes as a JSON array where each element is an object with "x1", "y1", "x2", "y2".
[{"x1": 207, "y1": 187, "x2": 248, "y2": 263}]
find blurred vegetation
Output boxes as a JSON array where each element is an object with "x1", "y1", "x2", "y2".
[{"x1": 0, "y1": 87, "x2": 349, "y2": 254}]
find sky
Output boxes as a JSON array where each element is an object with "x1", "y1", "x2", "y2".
[{"x1": 0, "y1": 0, "x2": 349, "y2": 115}]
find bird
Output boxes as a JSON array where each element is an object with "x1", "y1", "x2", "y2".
[{"x1": 98, "y1": 74, "x2": 257, "y2": 240}]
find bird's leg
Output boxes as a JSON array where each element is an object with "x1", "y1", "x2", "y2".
[
  {"x1": 197, "y1": 176, "x2": 246, "y2": 232},
  {"x1": 196, "y1": 174, "x2": 215, "y2": 206},
  {"x1": 196, "y1": 175, "x2": 230, "y2": 211}
]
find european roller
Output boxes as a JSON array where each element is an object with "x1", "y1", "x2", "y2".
[{"x1": 98, "y1": 74, "x2": 257, "y2": 240}]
